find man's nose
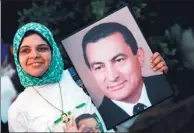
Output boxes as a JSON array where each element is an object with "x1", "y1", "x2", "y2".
[{"x1": 105, "y1": 66, "x2": 119, "y2": 82}]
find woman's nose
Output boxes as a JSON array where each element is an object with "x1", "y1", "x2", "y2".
[{"x1": 30, "y1": 50, "x2": 40, "y2": 58}]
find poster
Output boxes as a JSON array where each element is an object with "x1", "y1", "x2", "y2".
[{"x1": 62, "y1": 6, "x2": 174, "y2": 129}]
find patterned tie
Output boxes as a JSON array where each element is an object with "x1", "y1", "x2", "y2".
[{"x1": 133, "y1": 103, "x2": 147, "y2": 115}]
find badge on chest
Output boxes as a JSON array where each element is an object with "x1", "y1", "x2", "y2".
[
  {"x1": 54, "y1": 102, "x2": 86, "y2": 124},
  {"x1": 61, "y1": 113, "x2": 70, "y2": 123}
]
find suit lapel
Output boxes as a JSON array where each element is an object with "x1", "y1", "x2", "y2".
[
  {"x1": 98, "y1": 96, "x2": 130, "y2": 129},
  {"x1": 143, "y1": 74, "x2": 173, "y2": 105}
]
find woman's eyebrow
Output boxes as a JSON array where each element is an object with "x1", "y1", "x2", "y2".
[
  {"x1": 21, "y1": 44, "x2": 49, "y2": 48},
  {"x1": 20, "y1": 45, "x2": 29, "y2": 49},
  {"x1": 37, "y1": 44, "x2": 49, "y2": 47}
]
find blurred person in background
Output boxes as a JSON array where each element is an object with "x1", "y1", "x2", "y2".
[
  {"x1": 161, "y1": 26, "x2": 194, "y2": 102},
  {"x1": 1, "y1": 39, "x2": 25, "y2": 132},
  {"x1": 1, "y1": 40, "x2": 16, "y2": 132}
]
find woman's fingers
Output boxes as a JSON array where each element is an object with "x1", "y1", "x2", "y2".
[
  {"x1": 63, "y1": 123, "x2": 67, "y2": 132},
  {"x1": 150, "y1": 52, "x2": 160, "y2": 63},
  {"x1": 150, "y1": 52, "x2": 168, "y2": 73},
  {"x1": 152, "y1": 62, "x2": 165, "y2": 71},
  {"x1": 78, "y1": 124, "x2": 86, "y2": 132}
]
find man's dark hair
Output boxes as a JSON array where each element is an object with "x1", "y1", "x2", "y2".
[
  {"x1": 75, "y1": 113, "x2": 96, "y2": 128},
  {"x1": 82, "y1": 22, "x2": 138, "y2": 68}
]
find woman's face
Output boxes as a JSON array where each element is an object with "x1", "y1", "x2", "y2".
[{"x1": 19, "y1": 33, "x2": 52, "y2": 77}]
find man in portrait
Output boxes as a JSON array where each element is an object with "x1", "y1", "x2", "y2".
[
  {"x1": 81, "y1": 22, "x2": 174, "y2": 129},
  {"x1": 75, "y1": 113, "x2": 102, "y2": 132}
]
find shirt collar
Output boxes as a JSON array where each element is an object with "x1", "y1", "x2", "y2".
[{"x1": 112, "y1": 83, "x2": 152, "y2": 116}]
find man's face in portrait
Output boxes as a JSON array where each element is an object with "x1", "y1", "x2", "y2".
[
  {"x1": 86, "y1": 32, "x2": 144, "y2": 101},
  {"x1": 78, "y1": 117, "x2": 101, "y2": 132}
]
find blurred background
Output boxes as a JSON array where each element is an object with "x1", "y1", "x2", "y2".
[{"x1": 1, "y1": 0, "x2": 194, "y2": 132}]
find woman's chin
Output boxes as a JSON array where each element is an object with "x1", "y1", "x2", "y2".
[{"x1": 27, "y1": 71, "x2": 45, "y2": 78}]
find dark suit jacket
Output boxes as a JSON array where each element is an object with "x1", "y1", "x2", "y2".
[{"x1": 98, "y1": 74, "x2": 174, "y2": 130}]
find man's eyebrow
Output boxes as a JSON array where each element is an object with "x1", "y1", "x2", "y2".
[
  {"x1": 90, "y1": 62, "x2": 103, "y2": 68},
  {"x1": 90, "y1": 53, "x2": 127, "y2": 67},
  {"x1": 111, "y1": 53, "x2": 127, "y2": 61}
]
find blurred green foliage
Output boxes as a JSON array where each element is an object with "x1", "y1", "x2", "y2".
[
  {"x1": 17, "y1": 0, "x2": 152, "y2": 39},
  {"x1": 17, "y1": 0, "x2": 153, "y2": 68},
  {"x1": 17, "y1": 0, "x2": 190, "y2": 71}
]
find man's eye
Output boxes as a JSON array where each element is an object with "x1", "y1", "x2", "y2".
[
  {"x1": 94, "y1": 66, "x2": 102, "y2": 71},
  {"x1": 116, "y1": 58, "x2": 124, "y2": 63}
]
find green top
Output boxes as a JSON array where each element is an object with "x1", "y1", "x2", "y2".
[{"x1": 13, "y1": 22, "x2": 64, "y2": 88}]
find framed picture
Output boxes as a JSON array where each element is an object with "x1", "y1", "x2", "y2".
[{"x1": 61, "y1": 6, "x2": 174, "y2": 130}]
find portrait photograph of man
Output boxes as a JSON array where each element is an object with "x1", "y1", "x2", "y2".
[{"x1": 62, "y1": 6, "x2": 174, "y2": 130}]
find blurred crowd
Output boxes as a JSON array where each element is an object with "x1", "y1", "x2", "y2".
[{"x1": 1, "y1": 39, "x2": 26, "y2": 132}]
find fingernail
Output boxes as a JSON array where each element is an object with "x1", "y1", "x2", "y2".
[{"x1": 153, "y1": 68, "x2": 156, "y2": 71}]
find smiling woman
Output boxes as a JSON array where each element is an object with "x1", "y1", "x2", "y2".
[
  {"x1": 19, "y1": 31, "x2": 52, "y2": 77},
  {"x1": 8, "y1": 22, "x2": 111, "y2": 132}
]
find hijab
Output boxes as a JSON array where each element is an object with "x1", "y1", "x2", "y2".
[{"x1": 13, "y1": 22, "x2": 64, "y2": 88}]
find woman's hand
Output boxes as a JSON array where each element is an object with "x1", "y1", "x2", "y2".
[
  {"x1": 63, "y1": 117, "x2": 86, "y2": 132},
  {"x1": 150, "y1": 52, "x2": 168, "y2": 73}
]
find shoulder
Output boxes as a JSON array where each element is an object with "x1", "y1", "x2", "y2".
[
  {"x1": 61, "y1": 69, "x2": 74, "y2": 82},
  {"x1": 143, "y1": 74, "x2": 174, "y2": 103},
  {"x1": 8, "y1": 91, "x2": 35, "y2": 132},
  {"x1": 8, "y1": 88, "x2": 34, "y2": 116},
  {"x1": 99, "y1": 97, "x2": 113, "y2": 108},
  {"x1": 143, "y1": 74, "x2": 172, "y2": 90},
  {"x1": 143, "y1": 74, "x2": 170, "y2": 87},
  {"x1": 60, "y1": 69, "x2": 79, "y2": 87},
  {"x1": 59, "y1": 69, "x2": 83, "y2": 93},
  {"x1": 9, "y1": 92, "x2": 25, "y2": 113},
  {"x1": 144, "y1": 74, "x2": 166, "y2": 80},
  {"x1": 8, "y1": 92, "x2": 26, "y2": 127},
  {"x1": 62, "y1": 69, "x2": 71, "y2": 76}
]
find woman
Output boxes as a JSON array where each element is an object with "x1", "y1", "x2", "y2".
[{"x1": 8, "y1": 22, "x2": 168, "y2": 132}]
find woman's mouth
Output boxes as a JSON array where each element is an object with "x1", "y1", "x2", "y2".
[{"x1": 28, "y1": 62, "x2": 43, "y2": 67}]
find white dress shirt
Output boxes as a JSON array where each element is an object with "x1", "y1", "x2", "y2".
[
  {"x1": 8, "y1": 70, "x2": 114, "y2": 132},
  {"x1": 112, "y1": 83, "x2": 152, "y2": 128}
]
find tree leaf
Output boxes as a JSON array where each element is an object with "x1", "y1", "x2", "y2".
[
  {"x1": 17, "y1": 11, "x2": 23, "y2": 16},
  {"x1": 32, "y1": 2, "x2": 38, "y2": 8}
]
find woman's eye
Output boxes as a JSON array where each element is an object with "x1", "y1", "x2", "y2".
[
  {"x1": 20, "y1": 49, "x2": 30, "y2": 53},
  {"x1": 39, "y1": 47, "x2": 49, "y2": 51}
]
